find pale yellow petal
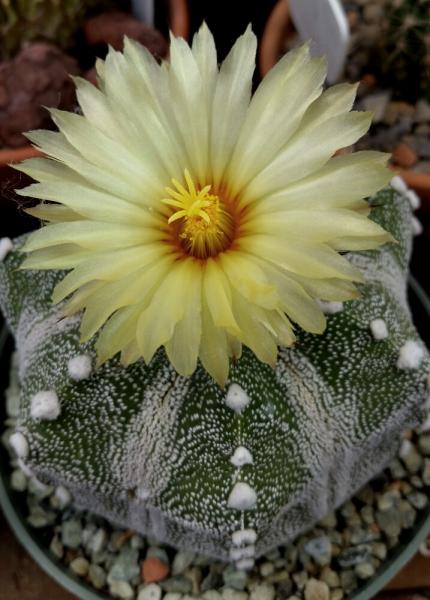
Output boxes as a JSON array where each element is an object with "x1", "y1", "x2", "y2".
[
  {"x1": 199, "y1": 298, "x2": 230, "y2": 387},
  {"x1": 203, "y1": 258, "x2": 241, "y2": 335}
]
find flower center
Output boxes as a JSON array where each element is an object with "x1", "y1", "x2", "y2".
[{"x1": 162, "y1": 169, "x2": 234, "y2": 259}]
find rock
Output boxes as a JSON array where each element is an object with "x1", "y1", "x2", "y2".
[
  {"x1": 49, "y1": 535, "x2": 64, "y2": 559},
  {"x1": 89, "y1": 564, "x2": 107, "y2": 589},
  {"x1": 392, "y1": 143, "x2": 418, "y2": 168},
  {"x1": 84, "y1": 11, "x2": 168, "y2": 58},
  {"x1": 362, "y1": 92, "x2": 390, "y2": 123},
  {"x1": 303, "y1": 536, "x2": 332, "y2": 565},
  {"x1": 389, "y1": 459, "x2": 407, "y2": 479},
  {"x1": 130, "y1": 534, "x2": 145, "y2": 550},
  {"x1": 146, "y1": 547, "x2": 170, "y2": 564},
  {"x1": 318, "y1": 512, "x2": 337, "y2": 528},
  {"x1": 164, "y1": 594, "x2": 184, "y2": 600},
  {"x1": 319, "y1": 567, "x2": 340, "y2": 588},
  {"x1": 259, "y1": 562, "x2": 275, "y2": 577},
  {"x1": 292, "y1": 571, "x2": 308, "y2": 590},
  {"x1": 28, "y1": 476, "x2": 53, "y2": 499},
  {"x1": 249, "y1": 583, "x2": 275, "y2": 600},
  {"x1": 161, "y1": 575, "x2": 192, "y2": 594},
  {"x1": 183, "y1": 566, "x2": 202, "y2": 596},
  {"x1": 110, "y1": 546, "x2": 140, "y2": 582},
  {"x1": 61, "y1": 520, "x2": 83, "y2": 549},
  {"x1": 408, "y1": 492, "x2": 428, "y2": 510},
  {"x1": 376, "y1": 508, "x2": 402, "y2": 538},
  {"x1": 203, "y1": 591, "x2": 223, "y2": 600},
  {"x1": 371, "y1": 543, "x2": 387, "y2": 561},
  {"x1": 415, "y1": 100, "x2": 430, "y2": 123},
  {"x1": 223, "y1": 565, "x2": 248, "y2": 591},
  {"x1": 172, "y1": 551, "x2": 195, "y2": 575},
  {"x1": 355, "y1": 562, "x2": 375, "y2": 579},
  {"x1": 0, "y1": 42, "x2": 79, "y2": 148},
  {"x1": 201, "y1": 568, "x2": 223, "y2": 592},
  {"x1": 109, "y1": 580, "x2": 134, "y2": 599},
  {"x1": 340, "y1": 570, "x2": 357, "y2": 595},
  {"x1": 337, "y1": 545, "x2": 370, "y2": 568},
  {"x1": 10, "y1": 468, "x2": 27, "y2": 491},
  {"x1": 142, "y1": 557, "x2": 170, "y2": 584},
  {"x1": 70, "y1": 557, "x2": 89, "y2": 577},
  {"x1": 222, "y1": 591, "x2": 248, "y2": 600},
  {"x1": 304, "y1": 578, "x2": 329, "y2": 600},
  {"x1": 88, "y1": 528, "x2": 108, "y2": 554},
  {"x1": 331, "y1": 590, "x2": 344, "y2": 600},
  {"x1": 383, "y1": 101, "x2": 415, "y2": 126},
  {"x1": 137, "y1": 583, "x2": 163, "y2": 600},
  {"x1": 418, "y1": 434, "x2": 430, "y2": 455}
]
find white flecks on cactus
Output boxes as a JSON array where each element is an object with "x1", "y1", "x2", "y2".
[
  {"x1": 230, "y1": 446, "x2": 253, "y2": 467},
  {"x1": 317, "y1": 300, "x2": 343, "y2": 315},
  {"x1": 230, "y1": 545, "x2": 255, "y2": 560},
  {"x1": 227, "y1": 482, "x2": 257, "y2": 511},
  {"x1": 67, "y1": 354, "x2": 92, "y2": 381},
  {"x1": 232, "y1": 529, "x2": 257, "y2": 546},
  {"x1": 397, "y1": 340, "x2": 425, "y2": 370},
  {"x1": 412, "y1": 216, "x2": 423, "y2": 236},
  {"x1": 370, "y1": 318, "x2": 389, "y2": 341},
  {"x1": 406, "y1": 190, "x2": 421, "y2": 211},
  {"x1": 0, "y1": 237, "x2": 13, "y2": 261},
  {"x1": 225, "y1": 384, "x2": 251, "y2": 413},
  {"x1": 30, "y1": 390, "x2": 60, "y2": 420},
  {"x1": 235, "y1": 558, "x2": 255, "y2": 570},
  {"x1": 390, "y1": 175, "x2": 408, "y2": 195},
  {"x1": 9, "y1": 432, "x2": 29, "y2": 458},
  {"x1": 54, "y1": 485, "x2": 72, "y2": 508}
]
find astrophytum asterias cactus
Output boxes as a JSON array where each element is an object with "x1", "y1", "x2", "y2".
[{"x1": 1, "y1": 184, "x2": 429, "y2": 564}]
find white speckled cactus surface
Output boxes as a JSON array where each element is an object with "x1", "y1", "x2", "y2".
[{"x1": 1, "y1": 185, "x2": 429, "y2": 565}]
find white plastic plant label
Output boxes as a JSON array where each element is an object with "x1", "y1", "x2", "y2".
[{"x1": 289, "y1": 0, "x2": 350, "y2": 83}]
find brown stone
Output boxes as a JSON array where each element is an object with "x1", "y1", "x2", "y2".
[
  {"x1": 84, "y1": 11, "x2": 168, "y2": 59},
  {"x1": 392, "y1": 142, "x2": 418, "y2": 168},
  {"x1": 141, "y1": 556, "x2": 170, "y2": 583},
  {"x1": 0, "y1": 42, "x2": 79, "y2": 148}
]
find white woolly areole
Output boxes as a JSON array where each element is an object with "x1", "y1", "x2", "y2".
[
  {"x1": 9, "y1": 432, "x2": 28, "y2": 458},
  {"x1": 0, "y1": 237, "x2": 13, "y2": 261},
  {"x1": 54, "y1": 485, "x2": 72, "y2": 508},
  {"x1": 412, "y1": 216, "x2": 423, "y2": 236},
  {"x1": 232, "y1": 529, "x2": 257, "y2": 546},
  {"x1": 67, "y1": 354, "x2": 92, "y2": 381},
  {"x1": 397, "y1": 340, "x2": 425, "y2": 370},
  {"x1": 225, "y1": 384, "x2": 251, "y2": 413},
  {"x1": 230, "y1": 446, "x2": 253, "y2": 467},
  {"x1": 317, "y1": 300, "x2": 343, "y2": 315},
  {"x1": 227, "y1": 482, "x2": 257, "y2": 510},
  {"x1": 370, "y1": 318, "x2": 388, "y2": 341},
  {"x1": 30, "y1": 390, "x2": 60, "y2": 420},
  {"x1": 235, "y1": 558, "x2": 255, "y2": 570},
  {"x1": 406, "y1": 190, "x2": 421, "y2": 210},
  {"x1": 390, "y1": 175, "x2": 408, "y2": 195},
  {"x1": 230, "y1": 545, "x2": 256, "y2": 560}
]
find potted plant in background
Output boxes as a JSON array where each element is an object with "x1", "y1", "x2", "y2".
[
  {"x1": 1, "y1": 22, "x2": 430, "y2": 600},
  {"x1": 0, "y1": 0, "x2": 189, "y2": 172}
]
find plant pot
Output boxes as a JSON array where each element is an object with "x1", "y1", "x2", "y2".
[
  {"x1": 258, "y1": 0, "x2": 291, "y2": 79},
  {"x1": 1, "y1": 275, "x2": 430, "y2": 600},
  {"x1": 0, "y1": 0, "x2": 190, "y2": 173}
]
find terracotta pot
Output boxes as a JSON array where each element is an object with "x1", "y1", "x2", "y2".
[
  {"x1": 0, "y1": 0, "x2": 190, "y2": 171},
  {"x1": 259, "y1": 0, "x2": 291, "y2": 78}
]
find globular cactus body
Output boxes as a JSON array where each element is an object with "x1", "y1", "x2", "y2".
[{"x1": 0, "y1": 188, "x2": 429, "y2": 563}]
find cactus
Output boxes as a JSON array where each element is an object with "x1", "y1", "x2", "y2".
[
  {"x1": 379, "y1": 0, "x2": 430, "y2": 100},
  {"x1": 0, "y1": 0, "x2": 105, "y2": 60},
  {"x1": 1, "y1": 186, "x2": 429, "y2": 564}
]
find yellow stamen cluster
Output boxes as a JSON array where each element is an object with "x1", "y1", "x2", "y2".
[{"x1": 162, "y1": 169, "x2": 234, "y2": 259}]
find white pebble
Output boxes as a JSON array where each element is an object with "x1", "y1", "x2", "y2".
[
  {"x1": 399, "y1": 439, "x2": 413, "y2": 460},
  {"x1": 0, "y1": 237, "x2": 13, "y2": 261},
  {"x1": 418, "y1": 414, "x2": 430, "y2": 433},
  {"x1": 17, "y1": 458, "x2": 33, "y2": 477},
  {"x1": 225, "y1": 384, "x2": 251, "y2": 413},
  {"x1": 9, "y1": 432, "x2": 28, "y2": 458},
  {"x1": 412, "y1": 216, "x2": 423, "y2": 236},
  {"x1": 227, "y1": 482, "x2": 257, "y2": 511},
  {"x1": 230, "y1": 446, "x2": 253, "y2": 467},
  {"x1": 137, "y1": 583, "x2": 162, "y2": 600},
  {"x1": 406, "y1": 190, "x2": 421, "y2": 210},
  {"x1": 54, "y1": 485, "x2": 72, "y2": 508},
  {"x1": 390, "y1": 175, "x2": 408, "y2": 194},
  {"x1": 370, "y1": 318, "x2": 388, "y2": 341},
  {"x1": 236, "y1": 558, "x2": 255, "y2": 570},
  {"x1": 230, "y1": 545, "x2": 255, "y2": 560},
  {"x1": 317, "y1": 300, "x2": 343, "y2": 315},
  {"x1": 30, "y1": 390, "x2": 60, "y2": 420},
  {"x1": 232, "y1": 529, "x2": 257, "y2": 546},
  {"x1": 67, "y1": 354, "x2": 92, "y2": 381},
  {"x1": 397, "y1": 340, "x2": 425, "y2": 370}
]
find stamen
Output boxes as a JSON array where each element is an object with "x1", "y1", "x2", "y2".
[{"x1": 163, "y1": 169, "x2": 234, "y2": 259}]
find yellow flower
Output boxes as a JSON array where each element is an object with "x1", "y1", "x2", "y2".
[{"x1": 16, "y1": 24, "x2": 392, "y2": 386}]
